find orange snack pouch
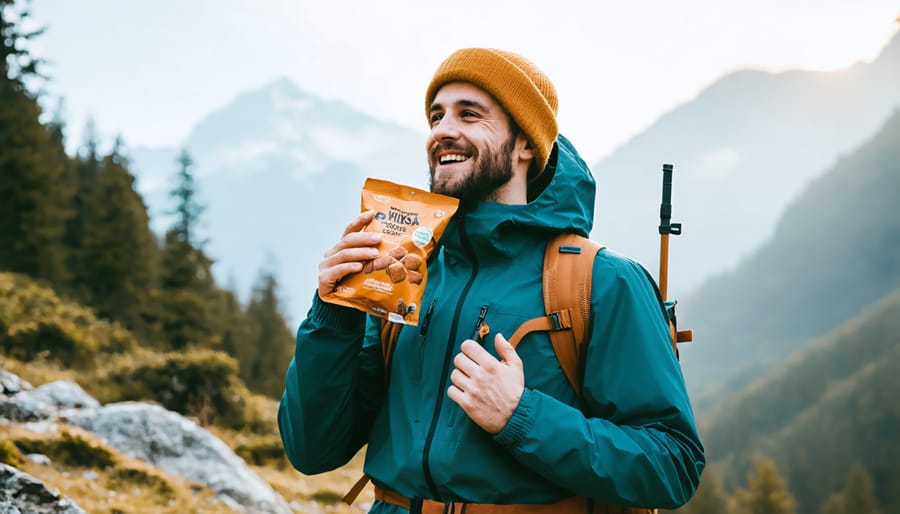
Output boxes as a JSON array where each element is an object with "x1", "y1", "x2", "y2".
[{"x1": 323, "y1": 178, "x2": 459, "y2": 325}]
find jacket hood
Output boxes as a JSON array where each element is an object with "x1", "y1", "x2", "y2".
[{"x1": 442, "y1": 133, "x2": 596, "y2": 257}]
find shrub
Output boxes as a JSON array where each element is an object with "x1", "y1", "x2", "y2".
[
  {"x1": 235, "y1": 434, "x2": 288, "y2": 468},
  {"x1": 0, "y1": 273, "x2": 136, "y2": 367},
  {"x1": 109, "y1": 465, "x2": 177, "y2": 497},
  {"x1": 14, "y1": 429, "x2": 117, "y2": 468},
  {"x1": 99, "y1": 348, "x2": 266, "y2": 431},
  {"x1": 0, "y1": 438, "x2": 24, "y2": 467}
]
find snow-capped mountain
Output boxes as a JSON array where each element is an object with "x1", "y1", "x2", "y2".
[{"x1": 129, "y1": 78, "x2": 427, "y2": 322}]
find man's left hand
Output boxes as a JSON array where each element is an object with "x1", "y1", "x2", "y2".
[{"x1": 448, "y1": 333, "x2": 524, "y2": 434}]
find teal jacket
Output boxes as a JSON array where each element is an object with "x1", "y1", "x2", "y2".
[{"x1": 278, "y1": 135, "x2": 705, "y2": 511}]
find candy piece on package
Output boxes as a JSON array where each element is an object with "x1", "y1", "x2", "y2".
[{"x1": 322, "y1": 178, "x2": 459, "y2": 325}]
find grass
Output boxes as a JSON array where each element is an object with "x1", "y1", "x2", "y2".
[
  {"x1": 0, "y1": 423, "x2": 237, "y2": 514},
  {"x1": 0, "y1": 271, "x2": 375, "y2": 514},
  {"x1": 0, "y1": 374, "x2": 373, "y2": 514}
]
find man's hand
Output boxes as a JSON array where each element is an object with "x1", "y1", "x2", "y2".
[
  {"x1": 318, "y1": 210, "x2": 382, "y2": 298},
  {"x1": 448, "y1": 333, "x2": 524, "y2": 434}
]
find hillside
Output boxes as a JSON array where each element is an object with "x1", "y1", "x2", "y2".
[
  {"x1": 678, "y1": 106, "x2": 900, "y2": 411},
  {"x1": 0, "y1": 272, "x2": 367, "y2": 513},
  {"x1": 698, "y1": 289, "x2": 900, "y2": 514},
  {"x1": 591, "y1": 30, "x2": 900, "y2": 295}
]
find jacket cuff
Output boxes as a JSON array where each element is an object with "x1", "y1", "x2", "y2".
[
  {"x1": 309, "y1": 292, "x2": 366, "y2": 331},
  {"x1": 493, "y1": 388, "x2": 538, "y2": 448}
]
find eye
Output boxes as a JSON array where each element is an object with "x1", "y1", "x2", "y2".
[
  {"x1": 429, "y1": 112, "x2": 444, "y2": 126},
  {"x1": 461, "y1": 110, "x2": 478, "y2": 119}
]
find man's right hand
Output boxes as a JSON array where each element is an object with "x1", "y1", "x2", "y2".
[{"x1": 318, "y1": 210, "x2": 382, "y2": 298}]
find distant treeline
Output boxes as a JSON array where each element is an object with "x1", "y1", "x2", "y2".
[{"x1": 0, "y1": 0, "x2": 295, "y2": 400}]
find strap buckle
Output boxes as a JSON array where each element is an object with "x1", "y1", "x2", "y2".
[{"x1": 549, "y1": 311, "x2": 562, "y2": 330}]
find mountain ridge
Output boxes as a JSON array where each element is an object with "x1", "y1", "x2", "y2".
[{"x1": 590, "y1": 29, "x2": 900, "y2": 295}]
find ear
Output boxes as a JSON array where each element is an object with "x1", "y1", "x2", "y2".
[{"x1": 515, "y1": 134, "x2": 535, "y2": 162}]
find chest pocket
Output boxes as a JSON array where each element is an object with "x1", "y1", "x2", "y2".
[{"x1": 487, "y1": 308, "x2": 579, "y2": 406}]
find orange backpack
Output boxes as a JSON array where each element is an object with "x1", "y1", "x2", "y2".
[
  {"x1": 381, "y1": 232, "x2": 689, "y2": 395},
  {"x1": 344, "y1": 233, "x2": 690, "y2": 507}
]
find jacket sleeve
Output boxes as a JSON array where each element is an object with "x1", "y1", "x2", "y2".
[
  {"x1": 277, "y1": 293, "x2": 386, "y2": 474},
  {"x1": 492, "y1": 250, "x2": 705, "y2": 509}
]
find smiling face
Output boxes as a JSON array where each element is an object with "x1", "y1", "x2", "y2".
[{"x1": 427, "y1": 82, "x2": 531, "y2": 207}]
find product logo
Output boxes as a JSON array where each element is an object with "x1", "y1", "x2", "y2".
[
  {"x1": 412, "y1": 227, "x2": 433, "y2": 248},
  {"x1": 388, "y1": 207, "x2": 420, "y2": 226}
]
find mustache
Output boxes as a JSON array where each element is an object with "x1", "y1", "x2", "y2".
[{"x1": 430, "y1": 142, "x2": 476, "y2": 161}]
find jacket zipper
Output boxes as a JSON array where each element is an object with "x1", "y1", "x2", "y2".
[
  {"x1": 421, "y1": 216, "x2": 479, "y2": 500},
  {"x1": 471, "y1": 305, "x2": 489, "y2": 343},
  {"x1": 415, "y1": 298, "x2": 438, "y2": 386}
]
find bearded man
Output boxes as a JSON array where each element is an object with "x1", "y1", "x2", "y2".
[{"x1": 278, "y1": 48, "x2": 705, "y2": 514}]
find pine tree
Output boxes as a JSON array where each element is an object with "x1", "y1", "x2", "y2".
[
  {"x1": 245, "y1": 269, "x2": 295, "y2": 397},
  {"x1": 730, "y1": 456, "x2": 796, "y2": 514},
  {"x1": 0, "y1": 0, "x2": 71, "y2": 285},
  {"x1": 170, "y1": 149, "x2": 205, "y2": 248},
  {"x1": 63, "y1": 119, "x2": 102, "y2": 299},
  {"x1": 156, "y1": 149, "x2": 217, "y2": 350},
  {"x1": 678, "y1": 464, "x2": 729, "y2": 514},
  {"x1": 820, "y1": 464, "x2": 881, "y2": 514},
  {"x1": 78, "y1": 138, "x2": 157, "y2": 333},
  {"x1": 214, "y1": 282, "x2": 259, "y2": 385}
]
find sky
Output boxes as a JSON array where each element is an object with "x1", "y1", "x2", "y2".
[{"x1": 24, "y1": 0, "x2": 900, "y2": 165}]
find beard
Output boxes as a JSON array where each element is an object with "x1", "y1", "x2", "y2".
[{"x1": 428, "y1": 134, "x2": 516, "y2": 209}]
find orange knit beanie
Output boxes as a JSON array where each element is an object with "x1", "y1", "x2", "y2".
[{"x1": 425, "y1": 48, "x2": 559, "y2": 177}]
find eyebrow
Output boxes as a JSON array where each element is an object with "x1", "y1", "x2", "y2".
[{"x1": 429, "y1": 98, "x2": 491, "y2": 114}]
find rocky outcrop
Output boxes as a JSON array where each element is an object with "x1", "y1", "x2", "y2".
[
  {"x1": 62, "y1": 403, "x2": 291, "y2": 514},
  {"x1": 0, "y1": 369, "x2": 32, "y2": 394},
  {"x1": 0, "y1": 463, "x2": 86, "y2": 514},
  {"x1": 0, "y1": 379, "x2": 99, "y2": 422},
  {"x1": 1, "y1": 370, "x2": 291, "y2": 514}
]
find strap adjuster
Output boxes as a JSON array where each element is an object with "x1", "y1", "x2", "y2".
[{"x1": 550, "y1": 311, "x2": 562, "y2": 330}]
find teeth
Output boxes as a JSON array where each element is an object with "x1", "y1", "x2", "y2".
[{"x1": 440, "y1": 154, "x2": 467, "y2": 164}]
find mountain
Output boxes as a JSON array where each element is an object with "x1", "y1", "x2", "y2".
[
  {"x1": 678, "y1": 106, "x2": 900, "y2": 412},
  {"x1": 126, "y1": 31, "x2": 900, "y2": 323},
  {"x1": 129, "y1": 79, "x2": 427, "y2": 320},
  {"x1": 697, "y1": 289, "x2": 900, "y2": 514},
  {"x1": 591, "y1": 30, "x2": 900, "y2": 295}
]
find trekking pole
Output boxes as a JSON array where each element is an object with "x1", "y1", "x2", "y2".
[
  {"x1": 658, "y1": 164, "x2": 680, "y2": 301},
  {"x1": 658, "y1": 164, "x2": 693, "y2": 343}
]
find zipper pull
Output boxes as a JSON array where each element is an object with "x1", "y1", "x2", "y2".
[
  {"x1": 419, "y1": 299, "x2": 437, "y2": 337},
  {"x1": 471, "y1": 305, "x2": 490, "y2": 342}
]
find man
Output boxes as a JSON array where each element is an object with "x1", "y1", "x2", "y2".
[{"x1": 278, "y1": 48, "x2": 705, "y2": 513}]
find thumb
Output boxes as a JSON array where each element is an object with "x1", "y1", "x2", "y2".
[{"x1": 494, "y1": 333, "x2": 521, "y2": 367}]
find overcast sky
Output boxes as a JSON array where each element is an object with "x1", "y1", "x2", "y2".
[{"x1": 26, "y1": 0, "x2": 900, "y2": 164}]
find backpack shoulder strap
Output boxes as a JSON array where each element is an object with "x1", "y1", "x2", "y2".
[
  {"x1": 381, "y1": 320, "x2": 403, "y2": 381},
  {"x1": 508, "y1": 233, "x2": 604, "y2": 396}
]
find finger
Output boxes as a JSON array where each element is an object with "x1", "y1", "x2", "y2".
[
  {"x1": 494, "y1": 333, "x2": 522, "y2": 367},
  {"x1": 342, "y1": 209, "x2": 376, "y2": 238},
  {"x1": 452, "y1": 350, "x2": 480, "y2": 378},
  {"x1": 321, "y1": 245, "x2": 380, "y2": 269},
  {"x1": 320, "y1": 261, "x2": 365, "y2": 283},
  {"x1": 324, "y1": 231, "x2": 383, "y2": 259},
  {"x1": 459, "y1": 339, "x2": 493, "y2": 364},
  {"x1": 449, "y1": 369, "x2": 470, "y2": 391},
  {"x1": 447, "y1": 384, "x2": 465, "y2": 406}
]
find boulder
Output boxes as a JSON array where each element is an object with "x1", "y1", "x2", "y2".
[
  {"x1": 34, "y1": 381, "x2": 100, "y2": 410},
  {"x1": 63, "y1": 402, "x2": 291, "y2": 514},
  {"x1": 0, "y1": 463, "x2": 86, "y2": 514},
  {"x1": 0, "y1": 380, "x2": 98, "y2": 422},
  {"x1": 0, "y1": 370, "x2": 33, "y2": 395}
]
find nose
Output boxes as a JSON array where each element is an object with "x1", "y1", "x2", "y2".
[{"x1": 430, "y1": 114, "x2": 461, "y2": 144}]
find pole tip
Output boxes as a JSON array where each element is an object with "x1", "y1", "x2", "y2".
[{"x1": 662, "y1": 163, "x2": 674, "y2": 171}]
